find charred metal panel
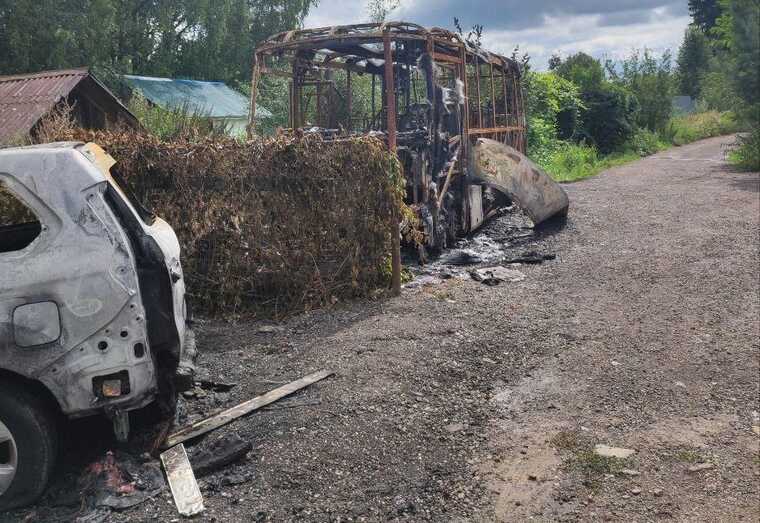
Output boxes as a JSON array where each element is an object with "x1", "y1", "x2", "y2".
[
  {"x1": 0, "y1": 143, "x2": 191, "y2": 419},
  {"x1": 471, "y1": 138, "x2": 569, "y2": 225}
]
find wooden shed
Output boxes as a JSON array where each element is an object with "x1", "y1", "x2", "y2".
[{"x1": 0, "y1": 68, "x2": 139, "y2": 144}]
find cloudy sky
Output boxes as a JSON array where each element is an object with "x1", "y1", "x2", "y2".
[{"x1": 304, "y1": 1, "x2": 690, "y2": 69}]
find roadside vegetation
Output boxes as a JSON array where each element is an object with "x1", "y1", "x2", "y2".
[{"x1": 526, "y1": 0, "x2": 759, "y2": 180}]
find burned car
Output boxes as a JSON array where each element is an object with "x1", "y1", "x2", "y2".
[
  {"x1": 249, "y1": 22, "x2": 568, "y2": 257},
  {"x1": 0, "y1": 142, "x2": 195, "y2": 509}
]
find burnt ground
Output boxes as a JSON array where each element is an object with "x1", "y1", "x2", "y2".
[{"x1": 6, "y1": 135, "x2": 760, "y2": 522}]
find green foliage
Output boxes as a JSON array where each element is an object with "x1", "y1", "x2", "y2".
[
  {"x1": 127, "y1": 94, "x2": 228, "y2": 140},
  {"x1": 729, "y1": 127, "x2": 760, "y2": 171},
  {"x1": 536, "y1": 142, "x2": 601, "y2": 182},
  {"x1": 367, "y1": 0, "x2": 400, "y2": 23},
  {"x1": 525, "y1": 71, "x2": 584, "y2": 153},
  {"x1": 535, "y1": 141, "x2": 640, "y2": 183},
  {"x1": 627, "y1": 127, "x2": 667, "y2": 157},
  {"x1": 552, "y1": 52, "x2": 605, "y2": 92},
  {"x1": 0, "y1": 0, "x2": 317, "y2": 86},
  {"x1": 568, "y1": 449, "x2": 630, "y2": 477},
  {"x1": 609, "y1": 49, "x2": 675, "y2": 132},
  {"x1": 677, "y1": 27, "x2": 711, "y2": 98},
  {"x1": 550, "y1": 53, "x2": 641, "y2": 152},
  {"x1": 714, "y1": 0, "x2": 760, "y2": 120},
  {"x1": 662, "y1": 110, "x2": 740, "y2": 145},
  {"x1": 252, "y1": 72, "x2": 291, "y2": 135},
  {"x1": 580, "y1": 82, "x2": 639, "y2": 154},
  {"x1": 699, "y1": 68, "x2": 742, "y2": 111}
]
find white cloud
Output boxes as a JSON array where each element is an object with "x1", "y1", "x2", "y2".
[
  {"x1": 303, "y1": 1, "x2": 689, "y2": 69},
  {"x1": 304, "y1": 0, "x2": 369, "y2": 27},
  {"x1": 481, "y1": 13, "x2": 689, "y2": 69}
]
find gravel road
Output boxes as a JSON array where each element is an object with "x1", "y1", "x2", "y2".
[{"x1": 8, "y1": 135, "x2": 759, "y2": 522}]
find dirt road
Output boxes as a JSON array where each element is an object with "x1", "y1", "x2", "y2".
[{"x1": 9, "y1": 136, "x2": 759, "y2": 522}]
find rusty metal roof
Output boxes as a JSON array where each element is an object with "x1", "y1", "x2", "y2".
[{"x1": 0, "y1": 68, "x2": 90, "y2": 143}]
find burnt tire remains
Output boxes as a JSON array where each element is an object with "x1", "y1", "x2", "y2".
[{"x1": 0, "y1": 382, "x2": 58, "y2": 511}]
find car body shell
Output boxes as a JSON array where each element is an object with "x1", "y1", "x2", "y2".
[{"x1": 0, "y1": 142, "x2": 188, "y2": 418}]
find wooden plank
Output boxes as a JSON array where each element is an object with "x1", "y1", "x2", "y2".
[
  {"x1": 161, "y1": 444, "x2": 204, "y2": 517},
  {"x1": 165, "y1": 370, "x2": 334, "y2": 448}
]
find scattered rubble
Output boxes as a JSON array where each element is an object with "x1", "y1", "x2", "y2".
[
  {"x1": 188, "y1": 434, "x2": 252, "y2": 478},
  {"x1": 77, "y1": 451, "x2": 165, "y2": 512},
  {"x1": 470, "y1": 267, "x2": 526, "y2": 286}
]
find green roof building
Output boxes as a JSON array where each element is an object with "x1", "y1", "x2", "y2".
[{"x1": 122, "y1": 75, "x2": 271, "y2": 136}]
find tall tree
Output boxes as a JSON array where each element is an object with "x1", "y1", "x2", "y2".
[
  {"x1": 713, "y1": 0, "x2": 760, "y2": 113},
  {"x1": 0, "y1": 0, "x2": 318, "y2": 85},
  {"x1": 689, "y1": 0, "x2": 723, "y2": 31},
  {"x1": 553, "y1": 52, "x2": 605, "y2": 92},
  {"x1": 610, "y1": 49, "x2": 675, "y2": 131},
  {"x1": 677, "y1": 27, "x2": 711, "y2": 98}
]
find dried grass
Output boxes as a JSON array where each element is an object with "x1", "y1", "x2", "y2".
[{"x1": 35, "y1": 126, "x2": 404, "y2": 318}]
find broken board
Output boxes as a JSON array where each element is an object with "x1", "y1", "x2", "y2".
[
  {"x1": 165, "y1": 369, "x2": 334, "y2": 448},
  {"x1": 160, "y1": 444, "x2": 205, "y2": 517}
]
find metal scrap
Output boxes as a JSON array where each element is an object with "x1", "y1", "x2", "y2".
[{"x1": 160, "y1": 444, "x2": 204, "y2": 517}]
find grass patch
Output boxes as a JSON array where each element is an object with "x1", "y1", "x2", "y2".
[
  {"x1": 432, "y1": 289, "x2": 454, "y2": 301},
  {"x1": 661, "y1": 111, "x2": 740, "y2": 146},
  {"x1": 532, "y1": 111, "x2": 741, "y2": 183},
  {"x1": 568, "y1": 449, "x2": 629, "y2": 475},
  {"x1": 536, "y1": 142, "x2": 641, "y2": 183},
  {"x1": 551, "y1": 430, "x2": 582, "y2": 450},
  {"x1": 673, "y1": 450, "x2": 703, "y2": 463},
  {"x1": 565, "y1": 448, "x2": 632, "y2": 489},
  {"x1": 551, "y1": 432, "x2": 632, "y2": 489}
]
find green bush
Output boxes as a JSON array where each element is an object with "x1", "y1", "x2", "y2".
[
  {"x1": 699, "y1": 70, "x2": 742, "y2": 112},
  {"x1": 534, "y1": 141, "x2": 641, "y2": 183},
  {"x1": 611, "y1": 49, "x2": 675, "y2": 132},
  {"x1": 525, "y1": 71, "x2": 584, "y2": 154},
  {"x1": 729, "y1": 127, "x2": 760, "y2": 171},
  {"x1": 580, "y1": 83, "x2": 639, "y2": 154},
  {"x1": 627, "y1": 128, "x2": 667, "y2": 156}
]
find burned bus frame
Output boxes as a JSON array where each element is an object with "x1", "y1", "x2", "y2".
[{"x1": 249, "y1": 22, "x2": 527, "y2": 254}]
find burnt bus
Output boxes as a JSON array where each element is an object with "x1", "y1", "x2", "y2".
[{"x1": 249, "y1": 22, "x2": 567, "y2": 254}]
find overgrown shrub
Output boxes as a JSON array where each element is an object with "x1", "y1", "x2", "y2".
[
  {"x1": 610, "y1": 49, "x2": 674, "y2": 132},
  {"x1": 525, "y1": 71, "x2": 583, "y2": 160},
  {"x1": 127, "y1": 94, "x2": 229, "y2": 140},
  {"x1": 580, "y1": 83, "x2": 639, "y2": 154},
  {"x1": 627, "y1": 128, "x2": 666, "y2": 157},
  {"x1": 729, "y1": 127, "x2": 760, "y2": 171},
  {"x1": 45, "y1": 128, "x2": 403, "y2": 318}
]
